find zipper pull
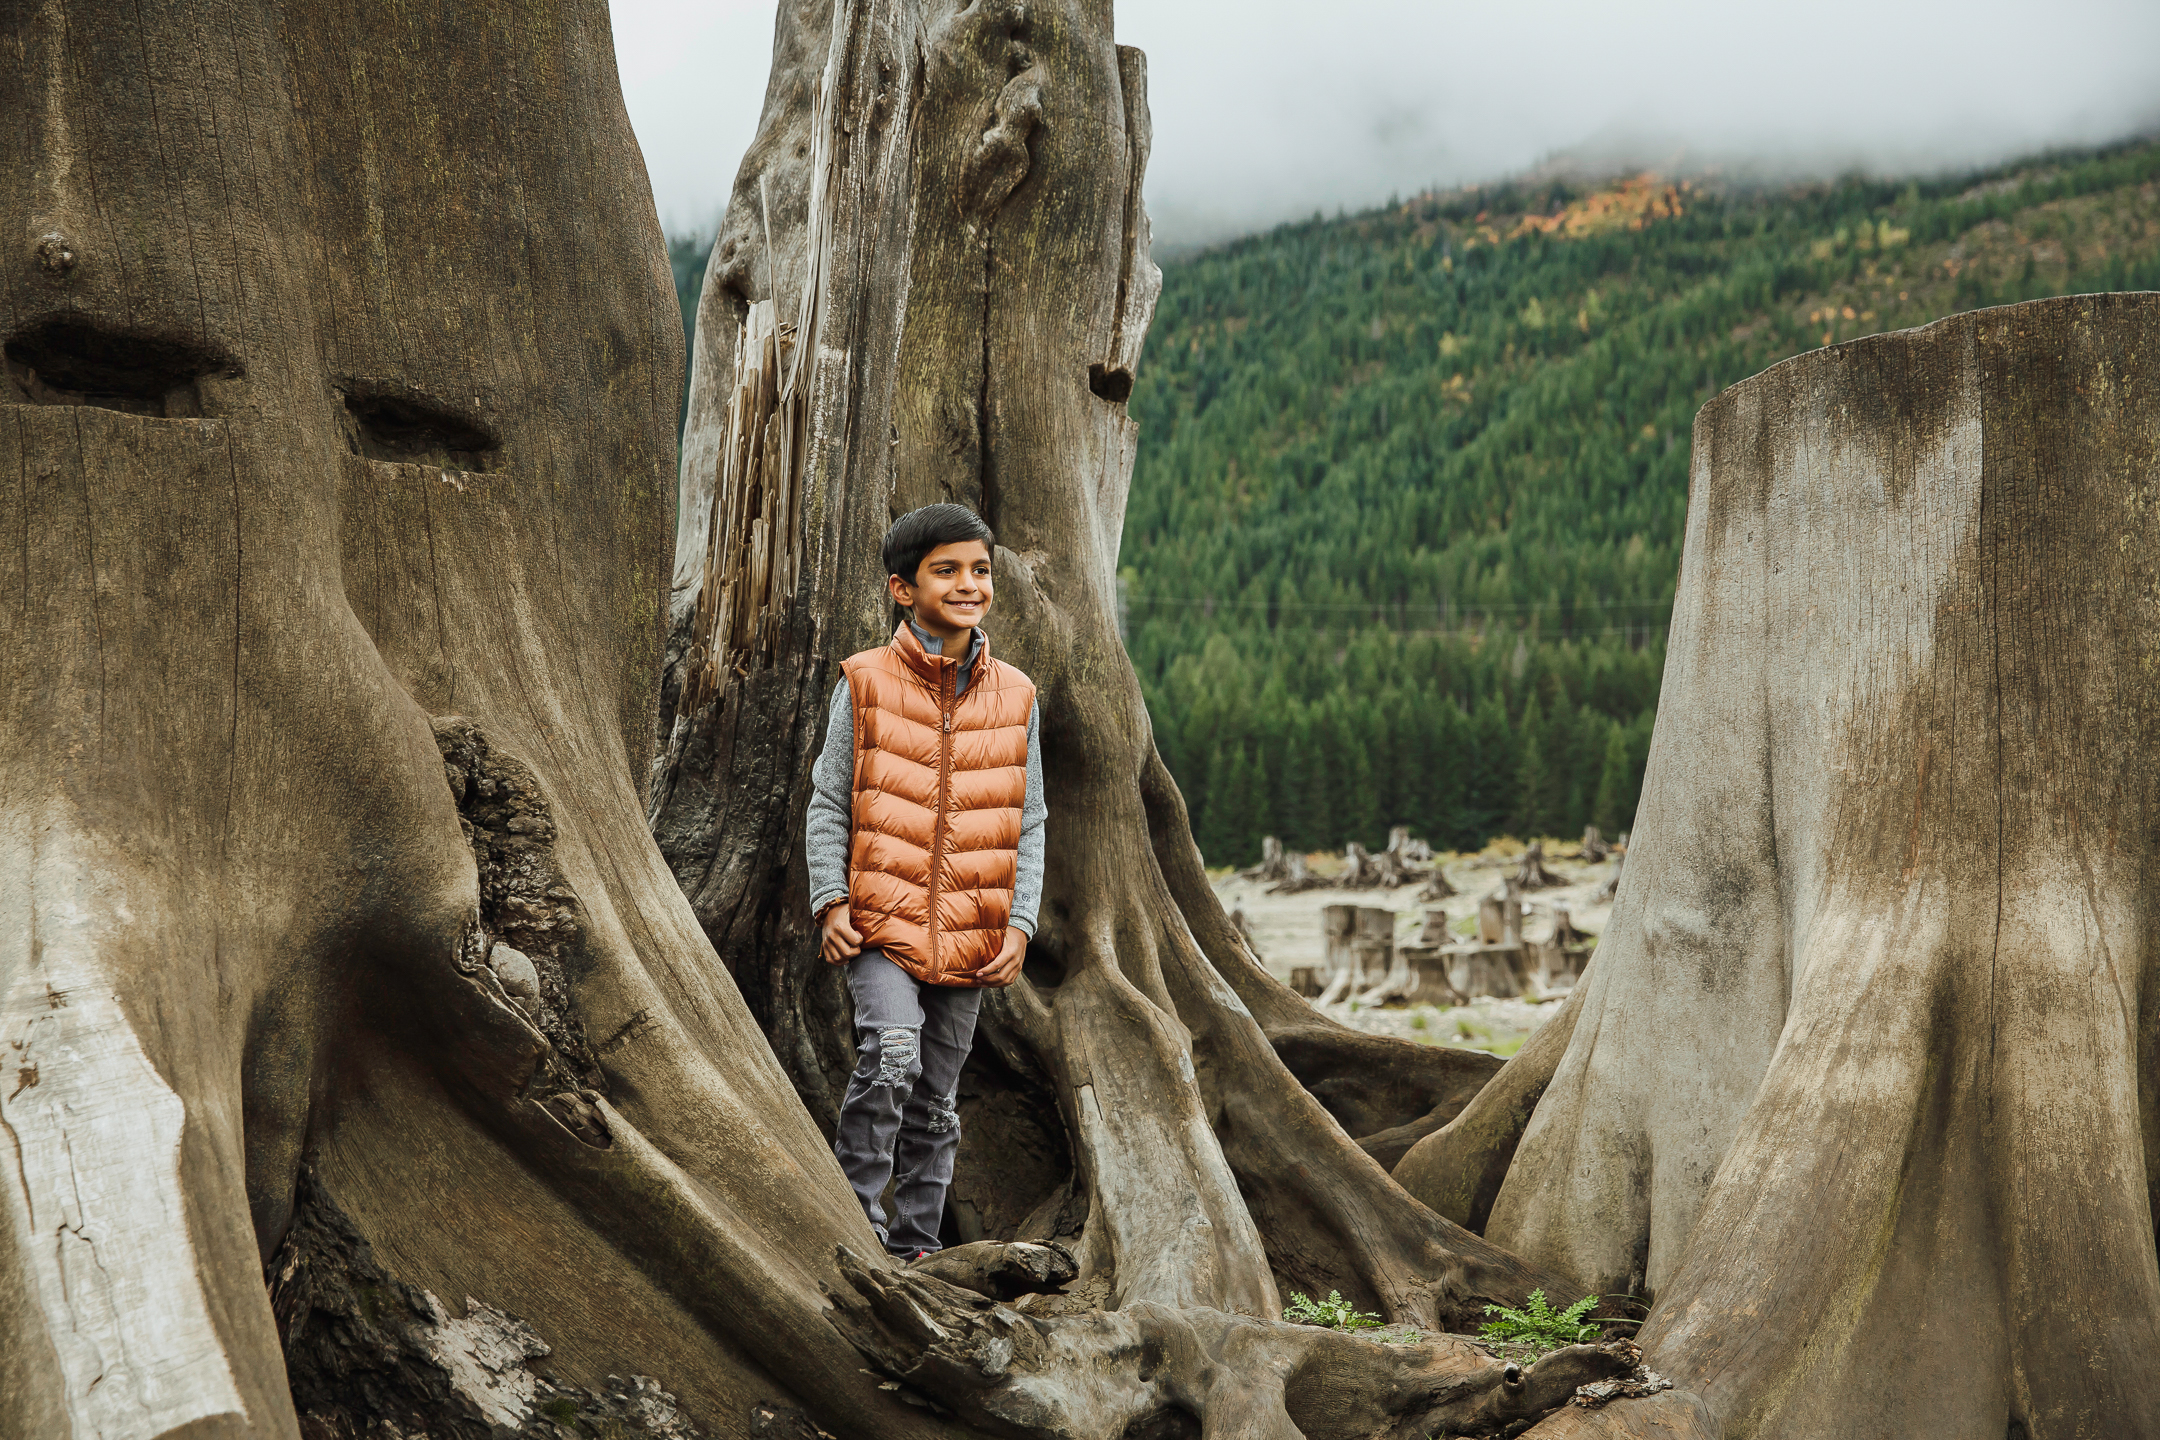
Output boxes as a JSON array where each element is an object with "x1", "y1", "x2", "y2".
[{"x1": 943, "y1": 714, "x2": 952, "y2": 734}]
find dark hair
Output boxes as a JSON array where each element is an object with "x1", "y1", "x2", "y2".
[{"x1": 882, "y1": 503, "x2": 994, "y2": 584}]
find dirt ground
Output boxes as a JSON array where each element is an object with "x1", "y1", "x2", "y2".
[{"x1": 1211, "y1": 839, "x2": 1620, "y2": 1058}]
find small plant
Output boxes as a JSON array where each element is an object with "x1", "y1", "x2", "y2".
[
  {"x1": 1478, "y1": 1290, "x2": 1601, "y2": 1356},
  {"x1": 1283, "y1": 1290, "x2": 1382, "y2": 1330}
]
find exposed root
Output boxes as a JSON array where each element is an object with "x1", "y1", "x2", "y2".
[
  {"x1": 1393, "y1": 982, "x2": 1587, "y2": 1232},
  {"x1": 1267, "y1": 1021, "x2": 1502, "y2": 1142},
  {"x1": 830, "y1": 1248, "x2": 1638, "y2": 1439},
  {"x1": 910, "y1": 1241, "x2": 1079, "y2": 1301}
]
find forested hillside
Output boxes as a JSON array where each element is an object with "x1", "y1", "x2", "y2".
[{"x1": 670, "y1": 138, "x2": 2160, "y2": 864}]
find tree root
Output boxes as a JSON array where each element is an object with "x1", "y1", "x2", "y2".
[
  {"x1": 910, "y1": 1241, "x2": 1080, "y2": 1301},
  {"x1": 1393, "y1": 981, "x2": 1588, "y2": 1231},
  {"x1": 829, "y1": 1247, "x2": 1640, "y2": 1440}
]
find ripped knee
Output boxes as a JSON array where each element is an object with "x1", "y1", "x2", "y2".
[{"x1": 874, "y1": 1027, "x2": 920, "y2": 1088}]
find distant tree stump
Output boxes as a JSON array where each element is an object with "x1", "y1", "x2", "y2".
[
  {"x1": 1266, "y1": 848, "x2": 1330, "y2": 894},
  {"x1": 1316, "y1": 904, "x2": 1359, "y2": 1004},
  {"x1": 1514, "y1": 838, "x2": 1565, "y2": 889},
  {"x1": 1241, "y1": 835, "x2": 1289, "y2": 882},
  {"x1": 1353, "y1": 906, "x2": 1397, "y2": 984},
  {"x1": 1593, "y1": 851, "x2": 1624, "y2": 904},
  {"x1": 1478, "y1": 882, "x2": 1524, "y2": 945},
  {"x1": 1578, "y1": 825, "x2": 1612, "y2": 863},
  {"x1": 1446, "y1": 946, "x2": 1526, "y2": 1001},
  {"x1": 1530, "y1": 905, "x2": 1594, "y2": 990},
  {"x1": 1390, "y1": 826, "x2": 1431, "y2": 861},
  {"x1": 1339, "y1": 840, "x2": 1384, "y2": 888}
]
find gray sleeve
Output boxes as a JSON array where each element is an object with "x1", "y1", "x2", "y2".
[
  {"x1": 1010, "y1": 700, "x2": 1048, "y2": 937},
  {"x1": 805, "y1": 678, "x2": 854, "y2": 919}
]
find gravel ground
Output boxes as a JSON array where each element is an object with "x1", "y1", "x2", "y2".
[{"x1": 1212, "y1": 840, "x2": 1619, "y2": 1058}]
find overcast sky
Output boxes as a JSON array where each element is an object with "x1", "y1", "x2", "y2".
[{"x1": 612, "y1": 0, "x2": 2160, "y2": 249}]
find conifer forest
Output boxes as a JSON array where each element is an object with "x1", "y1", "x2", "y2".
[{"x1": 675, "y1": 138, "x2": 2160, "y2": 862}]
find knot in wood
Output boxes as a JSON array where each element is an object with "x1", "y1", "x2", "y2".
[{"x1": 34, "y1": 233, "x2": 76, "y2": 276}]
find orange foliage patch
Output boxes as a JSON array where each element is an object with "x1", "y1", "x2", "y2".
[{"x1": 1508, "y1": 175, "x2": 1688, "y2": 240}]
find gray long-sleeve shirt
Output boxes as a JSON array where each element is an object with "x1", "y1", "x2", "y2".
[{"x1": 806, "y1": 625, "x2": 1047, "y2": 936}]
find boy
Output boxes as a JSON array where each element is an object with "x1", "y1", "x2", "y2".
[{"x1": 805, "y1": 503, "x2": 1045, "y2": 1258}]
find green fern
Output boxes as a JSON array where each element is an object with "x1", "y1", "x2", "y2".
[
  {"x1": 1477, "y1": 1290, "x2": 1601, "y2": 1354},
  {"x1": 1283, "y1": 1290, "x2": 1382, "y2": 1330}
]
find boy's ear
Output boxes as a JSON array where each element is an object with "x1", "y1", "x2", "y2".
[{"x1": 885, "y1": 572, "x2": 914, "y2": 608}]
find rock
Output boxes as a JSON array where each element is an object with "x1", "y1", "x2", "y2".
[{"x1": 489, "y1": 943, "x2": 541, "y2": 1011}]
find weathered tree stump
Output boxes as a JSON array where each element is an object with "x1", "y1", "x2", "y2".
[
  {"x1": 1578, "y1": 825, "x2": 1612, "y2": 863},
  {"x1": 1405, "y1": 295, "x2": 2160, "y2": 1436},
  {"x1": 1241, "y1": 835, "x2": 1289, "y2": 881},
  {"x1": 1338, "y1": 839, "x2": 1384, "y2": 888},
  {"x1": 1514, "y1": 838, "x2": 1565, "y2": 890},
  {"x1": 1529, "y1": 906, "x2": 1594, "y2": 991},
  {"x1": 1354, "y1": 906, "x2": 1397, "y2": 984},
  {"x1": 1418, "y1": 865, "x2": 1460, "y2": 901},
  {"x1": 1266, "y1": 848, "x2": 1331, "y2": 894},
  {"x1": 1340, "y1": 830, "x2": 1436, "y2": 890},
  {"x1": 1593, "y1": 851, "x2": 1624, "y2": 904},
  {"x1": 1447, "y1": 945, "x2": 1527, "y2": 1001},
  {"x1": 1478, "y1": 882, "x2": 1524, "y2": 945},
  {"x1": 1316, "y1": 903, "x2": 1360, "y2": 1005}
]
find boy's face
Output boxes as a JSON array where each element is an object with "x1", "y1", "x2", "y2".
[{"x1": 888, "y1": 539, "x2": 994, "y2": 643}]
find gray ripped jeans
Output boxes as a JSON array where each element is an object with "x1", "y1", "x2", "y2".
[{"x1": 834, "y1": 950, "x2": 983, "y2": 1255}]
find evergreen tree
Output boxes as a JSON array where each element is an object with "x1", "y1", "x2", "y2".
[
  {"x1": 1592, "y1": 720, "x2": 1631, "y2": 837},
  {"x1": 1512, "y1": 693, "x2": 1548, "y2": 839},
  {"x1": 1461, "y1": 693, "x2": 1517, "y2": 843},
  {"x1": 1427, "y1": 700, "x2": 1468, "y2": 849}
]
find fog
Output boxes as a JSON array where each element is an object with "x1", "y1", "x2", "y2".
[{"x1": 613, "y1": 0, "x2": 2160, "y2": 249}]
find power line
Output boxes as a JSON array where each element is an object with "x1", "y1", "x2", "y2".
[{"x1": 1124, "y1": 593, "x2": 1674, "y2": 615}]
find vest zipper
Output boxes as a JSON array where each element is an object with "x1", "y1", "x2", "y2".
[{"x1": 928, "y1": 662, "x2": 955, "y2": 973}]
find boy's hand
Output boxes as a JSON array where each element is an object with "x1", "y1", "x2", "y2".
[
  {"x1": 978, "y1": 927, "x2": 1028, "y2": 987},
  {"x1": 820, "y1": 903, "x2": 864, "y2": 964}
]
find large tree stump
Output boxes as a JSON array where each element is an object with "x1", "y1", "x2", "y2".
[{"x1": 1413, "y1": 294, "x2": 2160, "y2": 1437}]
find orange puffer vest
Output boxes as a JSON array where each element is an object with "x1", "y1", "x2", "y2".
[{"x1": 844, "y1": 624, "x2": 1035, "y2": 986}]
